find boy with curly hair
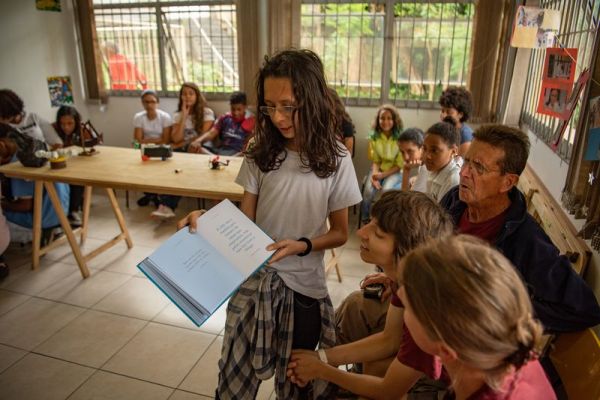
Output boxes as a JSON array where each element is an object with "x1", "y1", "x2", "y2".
[{"x1": 439, "y1": 86, "x2": 473, "y2": 156}]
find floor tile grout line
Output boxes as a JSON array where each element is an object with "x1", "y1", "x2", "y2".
[{"x1": 174, "y1": 332, "x2": 222, "y2": 390}]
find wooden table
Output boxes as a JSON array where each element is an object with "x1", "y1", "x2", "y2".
[{"x1": 0, "y1": 146, "x2": 244, "y2": 278}]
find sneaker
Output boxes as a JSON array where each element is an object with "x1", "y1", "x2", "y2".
[
  {"x1": 68, "y1": 211, "x2": 83, "y2": 227},
  {"x1": 137, "y1": 194, "x2": 153, "y2": 207},
  {"x1": 151, "y1": 204, "x2": 175, "y2": 219}
]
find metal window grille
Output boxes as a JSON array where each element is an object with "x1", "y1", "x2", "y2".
[
  {"x1": 300, "y1": 0, "x2": 474, "y2": 107},
  {"x1": 520, "y1": 0, "x2": 600, "y2": 162},
  {"x1": 92, "y1": 0, "x2": 238, "y2": 97}
]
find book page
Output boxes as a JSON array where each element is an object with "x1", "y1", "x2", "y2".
[
  {"x1": 197, "y1": 199, "x2": 274, "y2": 276},
  {"x1": 147, "y1": 227, "x2": 244, "y2": 313}
]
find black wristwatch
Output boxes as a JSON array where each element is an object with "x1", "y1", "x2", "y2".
[{"x1": 297, "y1": 237, "x2": 312, "y2": 257}]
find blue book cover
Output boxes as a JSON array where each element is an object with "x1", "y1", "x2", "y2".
[{"x1": 138, "y1": 199, "x2": 274, "y2": 326}]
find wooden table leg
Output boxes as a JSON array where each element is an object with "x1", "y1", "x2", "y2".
[
  {"x1": 80, "y1": 186, "x2": 92, "y2": 245},
  {"x1": 31, "y1": 181, "x2": 43, "y2": 270},
  {"x1": 44, "y1": 182, "x2": 90, "y2": 278},
  {"x1": 106, "y1": 188, "x2": 133, "y2": 249}
]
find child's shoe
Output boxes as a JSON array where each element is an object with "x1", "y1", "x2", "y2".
[
  {"x1": 151, "y1": 205, "x2": 175, "y2": 219},
  {"x1": 68, "y1": 211, "x2": 83, "y2": 227},
  {"x1": 137, "y1": 194, "x2": 153, "y2": 207}
]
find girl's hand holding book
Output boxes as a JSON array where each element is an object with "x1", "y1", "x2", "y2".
[
  {"x1": 266, "y1": 239, "x2": 309, "y2": 264},
  {"x1": 176, "y1": 209, "x2": 207, "y2": 233}
]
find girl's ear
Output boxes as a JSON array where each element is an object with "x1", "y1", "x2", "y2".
[{"x1": 437, "y1": 342, "x2": 458, "y2": 364}]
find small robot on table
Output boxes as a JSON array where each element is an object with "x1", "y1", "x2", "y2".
[{"x1": 209, "y1": 155, "x2": 230, "y2": 170}]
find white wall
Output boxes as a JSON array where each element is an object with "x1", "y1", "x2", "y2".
[
  {"x1": 525, "y1": 129, "x2": 570, "y2": 206},
  {"x1": 0, "y1": 0, "x2": 87, "y2": 123}
]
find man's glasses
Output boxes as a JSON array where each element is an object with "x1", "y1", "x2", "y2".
[
  {"x1": 462, "y1": 157, "x2": 501, "y2": 176},
  {"x1": 258, "y1": 105, "x2": 296, "y2": 117}
]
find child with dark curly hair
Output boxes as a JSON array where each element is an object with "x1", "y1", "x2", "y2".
[{"x1": 439, "y1": 86, "x2": 473, "y2": 156}]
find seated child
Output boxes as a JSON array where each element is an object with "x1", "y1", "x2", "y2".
[
  {"x1": 439, "y1": 86, "x2": 473, "y2": 157},
  {"x1": 132, "y1": 90, "x2": 173, "y2": 207},
  {"x1": 361, "y1": 104, "x2": 403, "y2": 225},
  {"x1": 0, "y1": 123, "x2": 69, "y2": 244},
  {"x1": 188, "y1": 91, "x2": 255, "y2": 156},
  {"x1": 168, "y1": 82, "x2": 215, "y2": 152},
  {"x1": 395, "y1": 235, "x2": 554, "y2": 399},
  {"x1": 133, "y1": 89, "x2": 172, "y2": 145},
  {"x1": 52, "y1": 105, "x2": 90, "y2": 225},
  {"x1": 398, "y1": 128, "x2": 424, "y2": 191},
  {"x1": 411, "y1": 117, "x2": 460, "y2": 202},
  {"x1": 0, "y1": 89, "x2": 62, "y2": 148},
  {"x1": 152, "y1": 82, "x2": 214, "y2": 218}
]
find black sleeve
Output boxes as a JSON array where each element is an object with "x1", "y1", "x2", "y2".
[{"x1": 508, "y1": 223, "x2": 600, "y2": 333}]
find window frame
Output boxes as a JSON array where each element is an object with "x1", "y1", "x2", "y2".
[
  {"x1": 82, "y1": 0, "x2": 240, "y2": 100},
  {"x1": 299, "y1": 0, "x2": 476, "y2": 108}
]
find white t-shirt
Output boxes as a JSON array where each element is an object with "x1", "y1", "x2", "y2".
[
  {"x1": 133, "y1": 109, "x2": 172, "y2": 140},
  {"x1": 411, "y1": 166, "x2": 428, "y2": 193},
  {"x1": 412, "y1": 158, "x2": 460, "y2": 202},
  {"x1": 10, "y1": 112, "x2": 62, "y2": 146},
  {"x1": 173, "y1": 107, "x2": 215, "y2": 143},
  {"x1": 236, "y1": 149, "x2": 362, "y2": 298}
]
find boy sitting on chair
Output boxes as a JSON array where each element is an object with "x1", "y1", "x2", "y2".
[{"x1": 188, "y1": 91, "x2": 255, "y2": 156}]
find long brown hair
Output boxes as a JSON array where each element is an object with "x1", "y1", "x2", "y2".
[
  {"x1": 177, "y1": 82, "x2": 206, "y2": 135},
  {"x1": 247, "y1": 49, "x2": 344, "y2": 178},
  {"x1": 401, "y1": 235, "x2": 542, "y2": 390}
]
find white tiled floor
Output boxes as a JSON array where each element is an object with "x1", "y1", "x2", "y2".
[{"x1": 0, "y1": 193, "x2": 369, "y2": 399}]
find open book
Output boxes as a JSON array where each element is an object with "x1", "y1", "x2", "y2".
[{"x1": 138, "y1": 199, "x2": 274, "y2": 326}]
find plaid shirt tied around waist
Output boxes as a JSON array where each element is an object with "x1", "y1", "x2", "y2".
[{"x1": 217, "y1": 268, "x2": 336, "y2": 399}]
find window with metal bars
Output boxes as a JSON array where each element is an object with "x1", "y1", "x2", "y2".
[
  {"x1": 92, "y1": 0, "x2": 238, "y2": 96},
  {"x1": 300, "y1": 1, "x2": 474, "y2": 107},
  {"x1": 520, "y1": 0, "x2": 600, "y2": 162}
]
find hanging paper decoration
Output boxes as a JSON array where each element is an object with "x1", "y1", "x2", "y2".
[
  {"x1": 537, "y1": 84, "x2": 570, "y2": 118},
  {"x1": 510, "y1": 6, "x2": 561, "y2": 48},
  {"x1": 537, "y1": 48, "x2": 578, "y2": 119},
  {"x1": 543, "y1": 48, "x2": 578, "y2": 85},
  {"x1": 584, "y1": 96, "x2": 600, "y2": 160}
]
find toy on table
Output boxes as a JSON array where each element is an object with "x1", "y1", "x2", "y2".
[
  {"x1": 209, "y1": 155, "x2": 230, "y2": 170},
  {"x1": 79, "y1": 120, "x2": 103, "y2": 156},
  {"x1": 35, "y1": 148, "x2": 77, "y2": 169},
  {"x1": 140, "y1": 144, "x2": 173, "y2": 161}
]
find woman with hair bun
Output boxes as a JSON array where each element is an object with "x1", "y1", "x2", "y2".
[{"x1": 397, "y1": 235, "x2": 555, "y2": 399}]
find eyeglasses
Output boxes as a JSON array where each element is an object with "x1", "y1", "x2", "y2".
[
  {"x1": 259, "y1": 105, "x2": 296, "y2": 117},
  {"x1": 461, "y1": 157, "x2": 501, "y2": 176}
]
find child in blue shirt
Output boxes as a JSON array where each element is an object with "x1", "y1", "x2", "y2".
[
  {"x1": 188, "y1": 91, "x2": 255, "y2": 156},
  {"x1": 439, "y1": 86, "x2": 473, "y2": 157}
]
